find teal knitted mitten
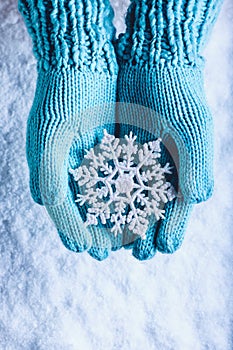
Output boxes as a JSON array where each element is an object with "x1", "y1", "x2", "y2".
[
  {"x1": 19, "y1": 0, "x2": 119, "y2": 260},
  {"x1": 116, "y1": 0, "x2": 223, "y2": 259}
]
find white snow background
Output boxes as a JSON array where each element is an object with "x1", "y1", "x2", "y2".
[{"x1": 0, "y1": 0, "x2": 232, "y2": 349}]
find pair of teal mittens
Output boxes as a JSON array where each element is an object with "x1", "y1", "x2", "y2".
[{"x1": 19, "y1": 0, "x2": 223, "y2": 261}]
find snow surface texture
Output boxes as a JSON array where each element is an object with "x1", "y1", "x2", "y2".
[{"x1": 0, "y1": 0, "x2": 232, "y2": 349}]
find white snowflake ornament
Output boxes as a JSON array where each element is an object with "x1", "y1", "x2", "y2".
[{"x1": 69, "y1": 130, "x2": 176, "y2": 240}]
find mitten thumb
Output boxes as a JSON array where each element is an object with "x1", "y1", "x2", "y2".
[{"x1": 39, "y1": 122, "x2": 75, "y2": 206}]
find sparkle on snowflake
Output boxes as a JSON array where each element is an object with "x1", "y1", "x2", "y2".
[{"x1": 69, "y1": 130, "x2": 176, "y2": 240}]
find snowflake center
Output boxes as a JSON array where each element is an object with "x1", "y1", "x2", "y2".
[{"x1": 115, "y1": 174, "x2": 135, "y2": 194}]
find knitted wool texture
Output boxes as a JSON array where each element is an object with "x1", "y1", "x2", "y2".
[
  {"x1": 19, "y1": 0, "x2": 119, "y2": 260},
  {"x1": 116, "y1": 0, "x2": 223, "y2": 259}
]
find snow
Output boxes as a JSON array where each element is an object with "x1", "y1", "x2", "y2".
[{"x1": 0, "y1": 0, "x2": 232, "y2": 349}]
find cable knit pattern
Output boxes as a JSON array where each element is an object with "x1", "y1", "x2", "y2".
[
  {"x1": 116, "y1": 0, "x2": 223, "y2": 259},
  {"x1": 19, "y1": 0, "x2": 117, "y2": 73},
  {"x1": 18, "y1": 0, "x2": 119, "y2": 260},
  {"x1": 117, "y1": 0, "x2": 224, "y2": 67}
]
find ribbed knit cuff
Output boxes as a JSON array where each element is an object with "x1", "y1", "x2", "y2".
[
  {"x1": 18, "y1": 0, "x2": 117, "y2": 74},
  {"x1": 116, "y1": 0, "x2": 223, "y2": 67}
]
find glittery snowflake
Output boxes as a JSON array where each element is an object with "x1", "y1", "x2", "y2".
[{"x1": 69, "y1": 130, "x2": 176, "y2": 240}]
